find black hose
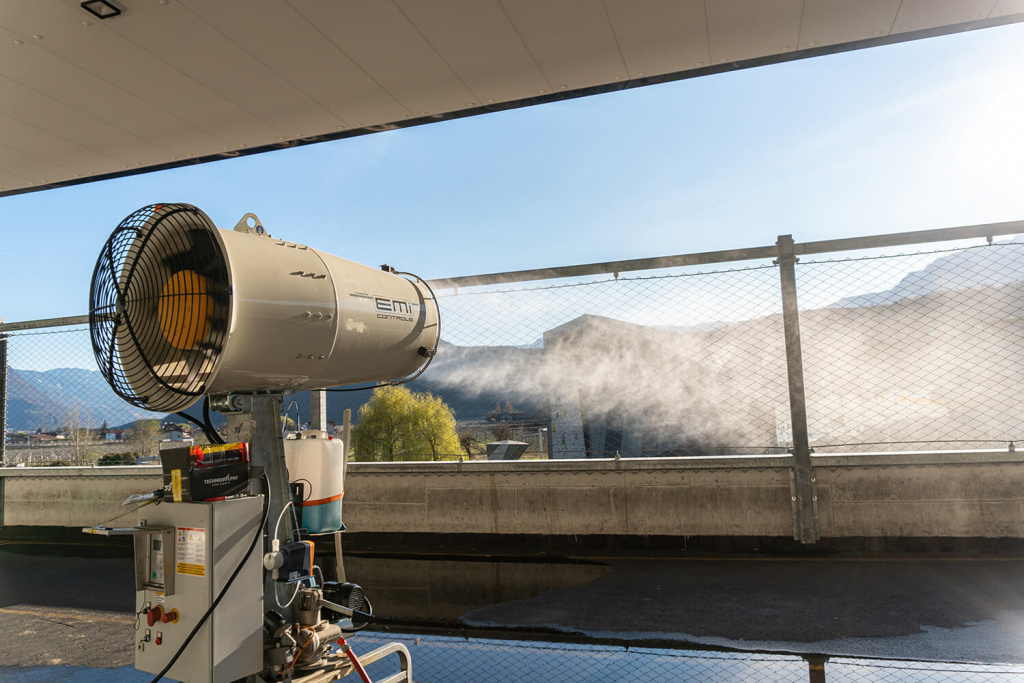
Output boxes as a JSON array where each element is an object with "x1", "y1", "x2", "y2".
[
  {"x1": 202, "y1": 396, "x2": 225, "y2": 445},
  {"x1": 174, "y1": 409, "x2": 221, "y2": 446}
]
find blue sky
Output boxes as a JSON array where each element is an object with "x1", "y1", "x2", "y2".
[{"x1": 1, "y1": 21, "x2": 1022, "y2": 325}]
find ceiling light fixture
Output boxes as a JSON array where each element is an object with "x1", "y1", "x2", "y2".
[{"x1": 81, "y1": 0, "x2": 121, "y2": 20}]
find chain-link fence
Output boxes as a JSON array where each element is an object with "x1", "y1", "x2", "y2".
[
  {"x1": 0, "y1": 324, "x2": 168, "y2": 466},
  {"x1": 434, "y1": 237, "x2": 1024, "y2": 459},
  {"x1": 348, "y1": 631, "x2": 1024, "y2": 683},
  {"x1": 797, "y1": 243, "x2": 1024, "y2": 454},
  {"x1": 435, "y1": 262, "x2": 789, "y2": 459},
  {"x1": 2, "y1": 229, "x2": 1023, "y2": 465}
]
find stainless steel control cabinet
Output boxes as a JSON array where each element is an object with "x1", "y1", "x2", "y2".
[{"x1": 134, "y1": 497, "x2": 263, "y2": 683}]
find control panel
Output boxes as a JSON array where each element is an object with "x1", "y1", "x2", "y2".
[{"x1": 133, "y1": 497, "x2": 263, "y2": 683}]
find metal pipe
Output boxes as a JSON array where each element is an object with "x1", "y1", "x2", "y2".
[
  {"x1": 427, "y1": 219, "x2": 1024, "y2": 290},
  {"x1": 0, "y1": 315, "x2": 89, "y2": 332}
]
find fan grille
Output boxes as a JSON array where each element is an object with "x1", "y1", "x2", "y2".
[{"x1": 89, "y1": 204, "x2": 231, "y2": 413}]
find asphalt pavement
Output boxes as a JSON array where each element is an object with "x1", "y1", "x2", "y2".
[{"x1": 4, "y1": 539, "x2": 1024, "y2": 681}]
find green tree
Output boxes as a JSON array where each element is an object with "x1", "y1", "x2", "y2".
[
  {"x1": 409, "y1": 392, "x2": 461, "y2": 460},
  {"x1": 351, "y1": 386, "x2": 461, "y2": 461}
]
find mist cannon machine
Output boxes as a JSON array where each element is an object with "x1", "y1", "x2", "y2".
[
  {"x1": 89, "y1": 203, "x2": 438, "y2": 414},
  {"x1": 84, "y1": 203, "x2": 430, "y2": 682}
]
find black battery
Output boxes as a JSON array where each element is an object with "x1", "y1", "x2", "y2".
[{"x1": 160, "y1": 442, "x2": 251, "y2": 502}]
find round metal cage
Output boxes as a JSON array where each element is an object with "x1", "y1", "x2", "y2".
[{"x1": 89, "y1": 203, "x2": 231, "y2": 413}]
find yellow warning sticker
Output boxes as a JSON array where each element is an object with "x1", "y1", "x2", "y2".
[
  {"x1": 176, "y1": 562, "x2": 205, "y2": 577},
  {"x1": 171, "y1": 469, "x2": 182, "y2": 502}
]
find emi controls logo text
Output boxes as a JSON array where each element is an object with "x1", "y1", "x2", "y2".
[{"x1": 375, "y1": 297, "x2": 418, "y2": 322}]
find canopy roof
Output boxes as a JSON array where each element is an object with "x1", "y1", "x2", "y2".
[{"x1": 1, "y1": 0, "x2": 1021, "y2": 197}]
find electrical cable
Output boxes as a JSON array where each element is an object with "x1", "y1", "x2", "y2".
[
  {"x1": 327, "y1": 270, "x2": 440, "y2": 395},
  {"x1": 149, "y1": 472, "x2": 271, "y2": 683},
  {"x1": 341, "y1": 595, "x2": 372, "y2": 634},
  {"x1": 83, "y1": 498, "x2": 158, "y2": 533},
  {"x1": 286, "y1": 628, "x2": 317, "y2": 673},
  {"x1": 391, "y1": 269, "x2": 440, "y2": 385},
  {"x1": 274, "y1": 501, "x2": 293, "y2": 543},
  {"x1": 174, "y1": 409, "x2": 221, "y2": 446},
  {"x1": 269, "y1": 500, "x2": 304, "y2": 609},
  {"x1": 325, "y1": 383, "x2": 385, "y2": 393},
  {"x1": 282, "y1": 399, "x2": 301, "y2": 436},
  {"x1": 202, "y1": 396, "x2": 225, "y2": 445},
  {"x1": 275, "y1": 580, "x2": 301, "y2": 609}
]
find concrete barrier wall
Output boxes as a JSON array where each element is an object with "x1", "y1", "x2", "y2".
[
  {"x1": 343, "y1": 457, "x2": 796, "y2": 536},
  {"x1": 2, "y1": 451, "x2": 1023, "y2": 538},
  {"x1": 0, "y1": 466, "x2": 163, "y2": 527}
]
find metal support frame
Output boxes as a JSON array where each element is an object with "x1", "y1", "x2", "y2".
[
  {"x1": 310, "y1": 389, "x2": 327, "y2": 432},
  {"x1": 0, "y1": 331, "x2": 7, "y2": 469},
  {"x1": 223, "y1": 394, "x2": 298, "y2": 623},
  {"x1": 777, "y1": 235, "x2": 820, "y2": 544}
]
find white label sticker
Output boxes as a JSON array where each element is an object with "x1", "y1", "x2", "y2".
[{"x1": 176, "y1": 526, "x2": 206, "y2": 577}]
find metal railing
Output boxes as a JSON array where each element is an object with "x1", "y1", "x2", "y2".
[
  {"x1": 3, "y1": 219, "x2": 1024, "y2": 542},
  {"x1": 350, "y1": 631, "x2": 1024, "y2": 683}
]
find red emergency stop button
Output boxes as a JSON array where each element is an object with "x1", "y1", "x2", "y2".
[
  {"x1": 161, "y1": 608, "x2": 179, "y2": 624},
  {"x1": 147, "y1": 605, "x2": 163, "y2": 627}
]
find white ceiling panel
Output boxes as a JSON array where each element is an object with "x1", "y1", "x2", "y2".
[
  {"x1": 0, "y1": 0, "x2": 1019, "y2": 196},
  {"x1": 0, "y1": 28, "x2": 199, "y2": 163},
  {"x1": 0, "y1": 144, "x2": 77, "y2": 185},
  {"x1": 800, "y1": 0, "x2": 901, "y2": 49},
  {"x1": 176, "y1": 0, "x2": 405, "y2": 131},
  {"x1": 500, "y1": 0, "x2": 627, "y2": 90},
  {"x1": 396, "y1": 0, "x2": 549, "y2": 105},
  {"x1": 605, "y1": 0, "x2": 711, "y2": 74},
  {"x1": 290, "y1": 0, "x2": 477, "y2": 117},
  {"x1": 97, "y1": 0, "x2": 318, "y2": 142},
  {"x1": 707, "y1": 0, "x2": 804, "y2": 64},
  {"x1": 0, "y1": 113, "x2": 119, "y2": 175},
  {"x1": 3, "y1": 1, "x2": 226, "y2": 156},
  {"x1": 993, "y1": 0, "x2": 1024, "y2": 16},
  {"x1": 0, "y1": 170, "x2": 33, "y2": 192},
  {"x1": 0, "y1": 74, "x2": 169, "y2": 169},
  {"x1": 892, "y1": 0, "x2": 999, "y2": 33}
]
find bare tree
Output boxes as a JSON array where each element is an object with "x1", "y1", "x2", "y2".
[
  {"x1": 63, "y1": 406, "x2": 95, "y2": 465},
  {"x1": 129, "y1": 419, "x2": 161, "y2": 458}
]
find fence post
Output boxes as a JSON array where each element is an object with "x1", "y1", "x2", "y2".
[
  {"x1": 805, "y1": 655, "x2": 829, "y2": 683},
  {"x1": 334, "y1": 408, "x2": 352, "y2": 584},
  {"x1": 0, "y1": 331, "x2": 7, "y2": 468},
  {"x1": 776, "y1": 235, "x2": 820, "y2": 544}
]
